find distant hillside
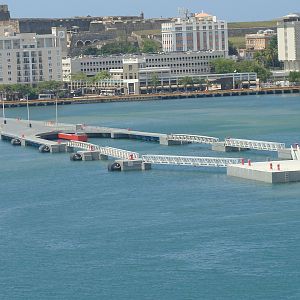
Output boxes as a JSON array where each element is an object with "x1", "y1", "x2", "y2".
[{"x1": 228, "y1": 20, "x2": 277, "y2": 29}]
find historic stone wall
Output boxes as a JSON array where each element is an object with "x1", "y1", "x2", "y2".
[{"x1": 16, "y1": 18, "x2": 94, "y2": 34}]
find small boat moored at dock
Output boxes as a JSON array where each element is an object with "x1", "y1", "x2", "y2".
[{"x1": 58, "y1": 132, "x2": 88, "y2": 142}]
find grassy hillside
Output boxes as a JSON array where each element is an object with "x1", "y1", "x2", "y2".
[
  {"x1": 228, "y1": 20, "x2": 277, "y2": 29},
  {"x1": 229, "y1": 36, "x2": 246, "y2": 49},
  {"x1": 133, "y1": 29, "x2": 161, "y2": 37}
]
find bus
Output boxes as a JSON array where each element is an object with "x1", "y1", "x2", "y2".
[
  {"x1": 38, "y1": 94, "x2": 55, "y2": 100},
  {"x1": 100, "y1": 89, "x2": 116, "y2": 96}
]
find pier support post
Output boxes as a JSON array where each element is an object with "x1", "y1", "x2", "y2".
[
  {"x1": 159, "y1": 136, "x2": 182, "y2": 146},
  {"x1": 76, "y1": 151, "x2": 108, "y2": 161},
  {"x1": 212, "y1": 142, "x2": 249, "y2": 152},
  {"x1": 21, "y1": 139, "x2": 27, "y2": 147},
  {"x1": 99, "y1": 154, "x2": 108, "y2": 160},
  {"x1": 114, "y1": 159, "x2": 151, "y2": 171},
  {"x1": 66, "y1": 146, "x2": 74, "y2": 153},
  {"x1": 111, "y1": 132, "x2": 129, "y2": 139},
  {"x1": 278, "y1": 148, "x2": 293, "y2": 160},
  {"x1": 50, "y1": 144, "x2": 67, "y2": 153}
]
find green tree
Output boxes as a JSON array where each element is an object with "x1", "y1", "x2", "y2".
[
  {"x1": 212, "y1": 58, "x2": 271, "y2": 83},
  {"x1": 0, "y1": 84, "x2": 14, "y2": 100},
  {"x1": 37, "y1": 81, "x2": 64, "y2": 95},
  {"x1": 83, "y1": 47, "x2": 100, "y2": 56},
  {"x1": 141, "y1": 39, "x2": 161, "y2": 53},
  {"x1": 149, "y1": 73, "x2": 160, "y2": 93},
  {"x1": 179, "y1": 76, "x2": 194, "y2": 91},
  {"x1": 228, "y1": 41, "x2": 238, "y2": 56},
  {"x1": 71, "y1": 72, "x2": 88, "y2": 81},
  {"x1": 211, "y1": 58, "x2": 237, "y2": 74},
  {"x1": 93, "y1": 71, "x2": 111, "y2": 81},
  {"x1": 254, "y1": 36, "x2": 281, "y2": 69},
  {"x1": 254, "y1": 51, "x2": 267, "y2": 66},
  {"x1": 288, "y1": 71, "x2": 300, "y2": 84},
  {"x1": 192, "y1": 78, "x2": 206, "y2": 91},
  {"x1": 236, "y1": 60, "x2": 271, "y2": 82},
  {"x1": 99, "y1": 41, "x2": 139, "y2": 55}
]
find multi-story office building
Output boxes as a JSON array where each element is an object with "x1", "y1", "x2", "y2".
[
  {"x1": 69, "y1": 56, "x2": 257, "y2": 95},
  {"x1": 110, "y1": 58, "x2": 256, "y2": 95},
  {"x1": 277, "y1": 13, "x2": 300, "y2": 72},
  {"x1": 161, "y1": 12, "x2": 228, "y2": 53},
  {"x1": 62, "y1": 50, "x2": 226, "y2": 81},
  {"x1": 0, "y1": 32, "x2": 62, "y2": 84}
]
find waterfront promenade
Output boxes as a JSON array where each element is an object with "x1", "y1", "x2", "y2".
[{"x1": 1, "y1": 86, "x2": 300, "y2": 108}]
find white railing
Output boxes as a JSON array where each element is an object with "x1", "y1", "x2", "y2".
[
  {"x1": 291, "y1": 145, "x2": 300, "y2": 160},
  {"x1": 225, "y1": 138, "x2": 285, "y2": 151},
  {"x1": 67, "y1": 141, "x2": 139, "y2": 160},
  {"x1": 167, "y1": 134, "x2": 219, "y2": 144},
  {"x1": 100, "y1": 146, "x2": 140, "y2": 160},
  {"x1": 142, "y1": 155, "x2": 242, "y2": 168}
]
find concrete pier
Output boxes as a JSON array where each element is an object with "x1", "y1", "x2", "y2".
[
  {"x1": 212, "y1": 142, "x2": 249, "y2": 152},
  {"x1": 227, "y1": 160, "x2": 300, "y2": 183},
  {"x1": 77, "y1": 151, "x2": 108, "y2": 161},
  {"x1": 159, "y1": 136, "x2": 182, "y2": 146},
  {"x1": 115, "y1": 159, "x2": 152, "y2": 171},
  {"x1": 110, "y1": 132, "x2": 130, "y2": 139},
  {"x1": 50, "y1": 144, "x2": 67, "y2": 153}
]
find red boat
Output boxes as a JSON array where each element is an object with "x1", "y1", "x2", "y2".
[{"x1": 58, "y1": 132, "x2": 88, "y2": 142}]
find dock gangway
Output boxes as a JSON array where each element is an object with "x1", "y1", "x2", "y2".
[
  {"x1": 142, "y1": 155, "x2": 242, "y2": 168},
  {"x1": 291, "y1": 145, "x2": 300, "y2": 160},
  {"x1": 225, "y1": 138, "x2": 285, "y2": 152},
  {"x1": 167, "y1": 134, "x2": 219, "y2": 144},
  {"x1": 66, "y1": 140, "x2": 139, "y2": 160}
]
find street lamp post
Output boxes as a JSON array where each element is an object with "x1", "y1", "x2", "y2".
[
  {"x1": 55, "y1": 93, "x2": 58, "y2": 127},
  {"x1": 26, "y1": 95, "x2": 31, "y2": 127},
  {"x1": 2, "y1": 93, "x2": 6, "y2": 124},
  {"x1": 233, "y1": 70, "x2": 237, "y2": 89}
]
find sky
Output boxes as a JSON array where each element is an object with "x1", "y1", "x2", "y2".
[{"x1": 4, "y1": 0, "x2": 300, "y2": 22}]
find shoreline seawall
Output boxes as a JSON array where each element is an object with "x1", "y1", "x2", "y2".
[{"x1": 2, "y1": 86, "x2": 300, "y2": 108}]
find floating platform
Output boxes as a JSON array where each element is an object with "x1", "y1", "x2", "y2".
[{"x1": 227, "y1": 160, "x2": 300, "y2": 183}]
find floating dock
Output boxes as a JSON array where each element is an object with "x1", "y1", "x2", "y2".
[
  {"x1": 227, "y1": 160, "x2": 300, "y2": 183},
  {"x1": 1, "y1": 117, "x2": 300, "y2": 184}
]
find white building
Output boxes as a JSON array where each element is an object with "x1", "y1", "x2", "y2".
[
  {"x1": 161, "y1": 12, "x2": 228, "y2": 53},
  {"x1": 0, "y1": 32, "x2": 62, "y2": 84},
  {"x1": 277, "y1": 13, "x2": 300, "y2": 72},
  {"x1": 62, "y1": 50, "x2": 226, "y2": 81},
  {"x1": 109, "y1": 58, "x2": 257, "y2": 95}
]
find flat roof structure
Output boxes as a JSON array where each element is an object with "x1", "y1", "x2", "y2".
[{"x1": 227, "y1": 160, "x2": 300, "y2": 183}]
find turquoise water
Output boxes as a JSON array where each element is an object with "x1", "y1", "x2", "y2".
[{"x1": 1, "y1": 94, "x2": 300, "y2": 299}]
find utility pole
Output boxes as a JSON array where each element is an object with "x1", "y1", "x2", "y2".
[
  {"x1": 2, "y1": 93, "x2": 6, "y2": 124},
  {"x1": 26, "y1": 95, "x2": 31, "y2": 127},
  {"x1": 55, "y1": 93, "x2": 58, "y2": 127}
]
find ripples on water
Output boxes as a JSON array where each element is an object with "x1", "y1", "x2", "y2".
[{"x1": 0, "y1": 94, "x2": 300, "y2": 299}]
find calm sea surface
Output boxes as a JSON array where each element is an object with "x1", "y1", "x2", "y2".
[{"x1": 0, "y1": 94, "x2": 300, "y2": 299}]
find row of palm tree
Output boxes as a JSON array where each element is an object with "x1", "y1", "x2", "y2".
[
  {"x1": 0, "y1": 81, "x2": 65, "y2": 100},
  {"x1": 149, "y1": 73, "x2": 211, "y2": 90},
  {"x1": 148, "y1": 74, "x2": 212, "y2": 93}
]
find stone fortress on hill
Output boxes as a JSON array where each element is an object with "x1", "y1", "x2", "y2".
[
  {"x1": 0, "y1": 4, "x2": 171, "y2": 56},
  {"x1": 0, "y1": 4, "x2": 276, "y2": 57}
]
